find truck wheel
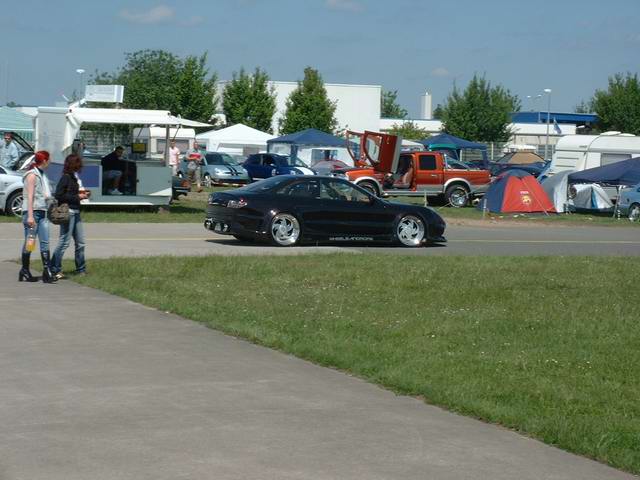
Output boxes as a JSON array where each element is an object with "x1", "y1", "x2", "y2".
[
  {"x1": 358, "y1": 180, "x2": 379, "y2": 197},
  {"x1": 445, "y1": 184, "x2": 469, "y2": 208},
  {"x1": 6, "y1": 190, "x2": 23, "y2": 217},
  {"x1": 629, "y1": 203, "x2": 640, "y2": 222}
]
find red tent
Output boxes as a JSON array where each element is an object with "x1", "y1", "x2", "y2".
[{"x1": 481, "y1": 170, "x2": 556, "y2": 213}]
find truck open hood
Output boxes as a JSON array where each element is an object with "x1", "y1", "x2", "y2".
[{"x1": 346, "y1": 130, "x2": 401, "y2": 174}]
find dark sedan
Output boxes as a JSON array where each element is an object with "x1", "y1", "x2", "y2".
[
  {"x1": 243, "y1": 153, "x2": 316, "y2": 180},
  {"x1": 205, "y1": 176, "x2": 446, "y2": 247}
]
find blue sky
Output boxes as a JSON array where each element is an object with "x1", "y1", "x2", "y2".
[{"x1": 1, "y1": 0, "x2": 638, "y2": 117}]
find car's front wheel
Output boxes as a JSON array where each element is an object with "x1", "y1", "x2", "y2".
[
  {"x1": 6, "y1": 190, "x2": 23, "y2": 217},
  {"x1": 358, "y1": 180, "x2": 379, "y2": 197},
  {"x1": 396, "y1": 215, "x2": 425, "y2": 247},
  {"x1": 628, "y1": 203, "x2": 640, "y2": 222},
  {"x1": 270, "y1": 213, "x2": 301, "y2": 246}
]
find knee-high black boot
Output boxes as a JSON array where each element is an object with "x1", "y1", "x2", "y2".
[
  {"x1": 18, "y1": 252, "x2": 39, "y2": 282},
  {"x1": 41, "y1": 251, "x2": 57, "y2": 284}
]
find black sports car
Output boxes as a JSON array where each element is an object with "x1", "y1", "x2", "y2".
[{"x1": 205, "y1": 176, "x2": 446, "y2": 247}]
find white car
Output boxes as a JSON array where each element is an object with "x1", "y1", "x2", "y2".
[{"x1": 0, "y1": 165, "x2": 24, "y2": 217}]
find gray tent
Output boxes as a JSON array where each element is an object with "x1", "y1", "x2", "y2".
[{"x1": 541, "y1": 171, "x2": 573, "y2": 213}]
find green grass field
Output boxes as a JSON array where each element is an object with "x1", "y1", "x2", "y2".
[{"x1": 70, "y1": 254, "x2": 640, "y2": 474}]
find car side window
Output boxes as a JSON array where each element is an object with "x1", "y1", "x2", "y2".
[
  {"x1": 246, "y1": 155, "x2": 260, "y2": 165},
  {"x1": 321, "y1": 179, "x2": 371, "y2": 203},
  {"x1": 263, "y1": 155, "x2": 275, "y2": 167},
  {"x1": 418, "y1": 154, "x2": 437, "y2": 171},
  {"x1": 275, "y1": 180, "x2": 320, "y2": 198}
]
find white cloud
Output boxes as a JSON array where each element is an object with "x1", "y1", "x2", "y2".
[
  {"x1": 119, "y1": 5, "x2": 175, "y2": 24},
  {"x1": 431, "y1": 67, "x2": 451, "y2": 78},
  {"x1": 325, "y1": 0, "x2": 364, "y2": 12}
]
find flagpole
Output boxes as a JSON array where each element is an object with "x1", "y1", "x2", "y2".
[{"x1": 544, "y1": 88, "x2": 552, "y2": 161}]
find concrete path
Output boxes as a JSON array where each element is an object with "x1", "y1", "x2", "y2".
[
  {"x1": 0, "y1": 262, "x2": 635, "y2": 479},
  {"x1": 1, "y1": 222, "x2": 639, "y2": 260}
]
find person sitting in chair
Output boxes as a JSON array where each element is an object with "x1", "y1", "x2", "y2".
[{"x1": 101, "y1": 146, "x2": 125, "y2": 195}]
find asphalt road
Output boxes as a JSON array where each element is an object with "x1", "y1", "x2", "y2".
[{"x1": 1, "y1": 222, "x2": 639, "y2": 260}]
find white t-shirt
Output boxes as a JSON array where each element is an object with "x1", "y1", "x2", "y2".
[{"x1": 168, "y1": 146, "x2": 181, "y2": 166}]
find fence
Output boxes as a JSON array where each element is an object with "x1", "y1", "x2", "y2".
[
  {"x1": 459, "y1": 142, "x2": 554, "y2": 164},
  {"x1": 80, "y1": 130, "x2": 130, "y2": 155}
]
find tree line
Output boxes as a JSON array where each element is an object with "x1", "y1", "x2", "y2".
[{"x1": 93, "y1": 49, "x2": 639, "y2": 141}]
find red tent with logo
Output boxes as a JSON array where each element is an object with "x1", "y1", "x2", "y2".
[{"x1": 480, "y1": 170, "x2": 556, "y2": 213}]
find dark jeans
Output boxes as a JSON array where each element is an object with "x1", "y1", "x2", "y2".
[
  {"x1": 52, "y1": 211, "x2": 86, "y2": 273},
  {"x1": 22, "y1": 210, "x2": 49, "y2": 254}
]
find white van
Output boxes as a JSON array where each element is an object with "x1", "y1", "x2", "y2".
[{"x1": 548, "y1": 132, "x2": 640, "y2": 175}]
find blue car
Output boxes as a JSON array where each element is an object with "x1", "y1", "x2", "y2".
[
  {"x1": 243, "y1": 153, "x2": 316, "y2": 181},
  {"x1": 618, "y1": 183, "x2": 640, "y2": 221}
]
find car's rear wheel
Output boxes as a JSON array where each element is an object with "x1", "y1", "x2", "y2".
[
  {"x1": 270, "y1": 213, "x2": 301, "y2": 246},
  {"x1": 445, "y1": 184, "x2": 469, "y2": 208},
  {"x1": 629, "y1": 203, "x2": 640, "y2": 222},
  {"x1": 6, "y1": 190, "x2": 23, "y2": 217},
  {"x1": 358, "y1": 180, "x2": 379, "y2": 197},
  {"x1": 396, "y1": 215, "x2": 425, "y2": 247}
]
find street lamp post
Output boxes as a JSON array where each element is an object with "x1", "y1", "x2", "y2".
[
  {"x1": 543, "y1": 88, "x2": 552, "y2": 161},
  {"x1": 75, "y1": 68, "x2": 85, "y2": 102}
]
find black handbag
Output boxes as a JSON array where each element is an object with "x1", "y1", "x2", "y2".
[{"x1": 48, "y1": 199, "x2": 70, "y2": 225}]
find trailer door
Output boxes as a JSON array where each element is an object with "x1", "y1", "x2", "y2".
[{"x1": 137, "y1": 164, "x2": 172, "y2": 197}]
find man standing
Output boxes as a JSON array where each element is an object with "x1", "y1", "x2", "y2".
[
  {"x1": 168, "y1": 139, "x2": 181, "y2": 176},
  {"x1": 185, "y1": 141, "x2": 203, "y2": 193},
  {"x1": 101, "y1": 146, "x2": 126, "y2": 195},
  {"x1": 1, "y1": 132, "x2": 20, "y2": 169}
]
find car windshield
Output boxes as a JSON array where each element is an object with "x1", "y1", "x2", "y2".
[
  {"x1": 236, "y1": 176, "x2": 291, "y2": 193},
  {"x1": 206, "y1": 153, "x2": 239, "y2": 166}
]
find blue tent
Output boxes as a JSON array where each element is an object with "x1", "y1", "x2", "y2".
[
  {"x1": 568, "y1": 158, "x2": 640, "y2": 187},
  {"x1": 419, "y1": 133, "x2": 488, "y2": 168},
  {"x1": 267, "y1": 128, "x2": 346, "y2": 148},
  {"x1": 267, "y1": 128, "x2": 347, "y2": 160}
]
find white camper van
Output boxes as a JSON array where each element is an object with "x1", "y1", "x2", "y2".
[
  {"x1": 36, "y1": 107, "x2": 208, "y2": 206},
  {"x1": 548, "y1": 132, "x2": 640, "y2": 175},
  {"x1": 131, "y1": 127, "x2": 196, "y2": 160}
]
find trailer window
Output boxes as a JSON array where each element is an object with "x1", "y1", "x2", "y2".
[{"x1": 158, "y1": 139, "x2": 189, "y2": 154}]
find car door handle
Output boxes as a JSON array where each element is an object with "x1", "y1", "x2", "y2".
[{"x1": 429, "y1": 174, "x2": 438, "y2": 177}]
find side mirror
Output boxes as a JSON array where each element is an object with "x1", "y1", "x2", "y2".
[{"x1": 636, "y1": 187, "x2": 640, "y2": 193}]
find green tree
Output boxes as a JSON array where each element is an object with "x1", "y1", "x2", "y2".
[
  {"x1": 222, "y1": 68, "x2": 277, "y2": 133},
  {"x1": 92, "y1": 50, "x2": 217, "y2": 124},
  {"x1": 386, "y1": 121, "x2": 430, "y2": 141},
  {"x1": 440, "y1": 74, "x2": 520, "y2": 142},
  {"x1": 280, "y1": 67, "x2": 337, "y2": 134},
  {"x1": 432, "y1": 104, "x2": 443, "y2": 119},
  {"x1": 592, "y1": 73, "x2": 640, "y2": 134},
  {"x1": 381, "y1": 89, "x2": 407, "y2": 119}
]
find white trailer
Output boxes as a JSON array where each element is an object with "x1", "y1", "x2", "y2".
[
  {"x1": 132, "y1": 126, "x2": 196, "y2": 160},
  {"x1": 36, "y1": 106, "x2": 208, "y2": 206},
  {"x1": 548, "y1": 132, "x2": 640, "y2": 175}
]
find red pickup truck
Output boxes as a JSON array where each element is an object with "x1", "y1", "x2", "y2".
[{"x1": 342, "y1": 131, "x2": 491, "y2": 207}]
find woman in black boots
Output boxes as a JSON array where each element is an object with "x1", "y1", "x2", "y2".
[{"x1": 19, "y1": 150, "x2": 57, "y2": 283}]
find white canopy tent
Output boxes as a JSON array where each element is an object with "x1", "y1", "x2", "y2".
[{"x1": 196, "y1": 124, "x2": 274, "y2": 155}]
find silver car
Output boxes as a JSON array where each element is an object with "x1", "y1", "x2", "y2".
[
  {"x1": 618, "y1": 183, "x2": 640, "y2": 221},
  {"x1": 179, "y1": 152, "x2": 250, "y2": 187},
  {"x1": 0, "y1": 165, "x2": 24, "y2": 217}
]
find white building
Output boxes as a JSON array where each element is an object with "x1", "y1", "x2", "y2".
[
  {"x1": 219, "y1": 81, "x2": 381, "y2": 136},
  {"x1": 271, "y1": 82, "x2": 381, "y2": 135}
]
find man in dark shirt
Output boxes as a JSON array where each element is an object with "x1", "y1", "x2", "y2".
[{"x1": 101, "y1": 146, "x2": 125, "y2": 195}]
